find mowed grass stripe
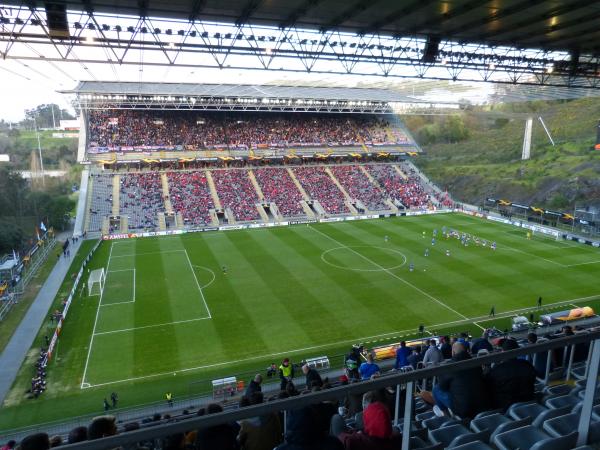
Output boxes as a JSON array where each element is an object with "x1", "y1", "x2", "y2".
[
  {"x1": 188, "y1": 233, "x2": 274, "y2": 359},
  {"x1": 283, "y1": 226, "x2": 440, "y2": 331}
]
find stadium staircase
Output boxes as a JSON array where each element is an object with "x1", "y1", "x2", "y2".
[
  {"x1": 204, "y1": 170, "x2": 223, "y2": 210},
  {"x1": 268, "y1": 203, "x2": 285, "y2": 222},
  {"x1": 393, "y1": 164, "x2": 408, "y2": 180},
  {"x1": 403, "y1": 159, "x2": 446, "y2": 198},
  {"x1": 359, "y1": 165, "x2": 399, "y2": 213},
  {"x1": 157, "y1": 213, "x2": 166, "y2": 231},
  {"x1": 83, "y1": 175, "x2": 94, "y2": 233},
  {"x1": 112, "y1": 174, "x2": 120, "y2": 216},
  {"x1": 324, "y1": 167, "x2": 359, "y2": 215},
  {"x1": 247, "y1": 170, "x2": 265, "y2": 201},
  {"x1": 121, "y1": 216, "x2": 128, "y2": 232},
  {"x1": 160, "y1": 173, "x2": 174, "y2": 214},
  {"x1": 286, "y1": 168, "x2": 310, "y2": 201},
  {"x1": 224, "y1": 208, "x2": 236, "y2": 224}
]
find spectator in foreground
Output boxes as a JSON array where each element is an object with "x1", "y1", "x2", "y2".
[
  {"x1": 394, "y1": 341, "x2": 411, "y2": 369},
  {"x1": 359, "y1": 353, "x2": 380, "y2": 381},
  {"x1": 88, "y1": 416, "x2": 118, "y2": 440},
  {"x1": 275, "y1": 405, "x2": 344, "y2": 450},
  {"x1": 487, "y1": 338, "x2": 537, "y2": 411},
  {"x1": 20, "y1": 433, "x2": 50, "y2": 450},
  {"x1": 422, "y1": 339, "x2": 443, "y2": 366},
  {"x1": 196, "y1": 403, "x2": 239, "y2": 450},
  {"x1": 238, "y1": 392, "x2": 282, "y2": 450},
  {"x1": 68, "y1": 426, "x2": 88, "y2": 444},
  {"x1": 334, "y1": 401, "x2": 402, "y2": 450},
  {"x1": 428, "y1": 343, "x2": 488, "y2": 418},
  {"x1": 471, "y1": 330, "x2": 494, "y2": 355},
  {"x1": 1, "y1": 441, "x2": 16, "y2": 450},
  {"x1": 302, "y1": 364, "x2": 323, "y2": 389},
  {"x1": 245, "y1": 374, "x2": 263, "y2": 398}
]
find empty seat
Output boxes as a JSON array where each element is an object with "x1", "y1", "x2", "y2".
[
  {"x1": 428, "y1": 424, "x2": 487, "y2": 448},
  {"x1": 544, "y1": 384, "x2": 573, "y2": 396},
  {"x1": 409, "y1": 436, "x2": 443, "y2": 450},
  {"x1": 470, "y1": 413, "x2": 511, "y2": 433},
  {"x1": 422, "y1": 416, "x2": 460, "y2": 431},
  {"x1": 493, "y1": 425, "x2": 577, "y2": 450},
  {"x1": 489, "y1": 417, "x2": 533, "y2": 444},
  {"x1": 531, "y1": 406, "x2": 572, "y2": 428},
  {"x1": 546, "y1": 394, "x2": 580, "y2": 410},
  {"x1": 508, "y1": 401, "x2": 547, "y2": 420},
  {"x1": 450, "y1": 442, "x2": 494, "y2": 450}
]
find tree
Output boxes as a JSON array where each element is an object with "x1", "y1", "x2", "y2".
[
  {"x1": 24, "y1": 104, "x2": 75, "y2": 129},
  {"x1": 0, "y1": 219, "x2": 24, "y2": 254}
]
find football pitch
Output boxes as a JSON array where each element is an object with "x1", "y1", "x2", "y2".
[{"x1": 3, "y1": 213, "x2": 600, "y2": 430}]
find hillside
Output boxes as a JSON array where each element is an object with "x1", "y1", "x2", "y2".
[{"x1": 406, "y1": 97, "x2": 600, "y2": 209}]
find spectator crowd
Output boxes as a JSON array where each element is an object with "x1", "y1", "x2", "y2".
[
  {"x1": 293, "y1": 167, "x2": 349, "y2": 215},
  {"x1": 119, "y1": 173, "x2": 166, "y2": 229},
  {"x1": 212, "y1": 170, "x2": 261, "y2": 222},
  {"x1": 167, "y1": 171, "x2": 215, "y2": 226},
  {"x1": 87, "y1": 111, "x2": 410, "y2": 151},
  {"x1": 253, "y1": 168, "x2": 305, "y2": 217}
]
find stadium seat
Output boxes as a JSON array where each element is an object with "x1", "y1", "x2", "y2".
[
  {"x1": 450, "y1": 442, "x2": 494, "y2": 450},
  {"x1": 421, "y1": 416, "x2": 460, "y2": 431},
  {"x1": 488, "y1": 417, "x2": 533, "y2": 444},
  {"x1": 493, "y1": 425, "x2": 577, "y2": 450},
  {"x1": 507, "y1": 401, "x2": 547, "y2": 420},
  {"x1": 428, "y1": 424, "x2": 487, "y2": 448},
  {"x1": 545, "y1": 394, "x2": 580, "y2": 410},
  {"x1": 409, "y1": 436, "x2": 443, "y2": 450},
  {"x1": 470, "y1": 412, "x2": 512, "y2": 433},
  {"x1": 544, "y1": 384, "x2": 573, "y2": 396}
]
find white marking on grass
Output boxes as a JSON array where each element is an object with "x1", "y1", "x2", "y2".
[
  {"x1": 566, "y1": 260, "x2": 600, "y2": 267},
  {"x1": 110, "y1": 250, "x2": 186, "y2": 259},
  {"x1": 107, "y1": 269, "x2": 135, "y2": 273},
  {"x1": 93, "y1": 316, "x2": 211, "y2": 336},
  {"x1": 191, "y1": 265, "x2": 216, "y2": 289},
  {"x1": 83, "y1": 292, "x2": 600, "y2": 388},
  {"x1": 81, "y1": 242, "x2": 113, "y2": 388},
  {"x1": 473, "y1": 322, "x2": 485, "y2": 331},
  {"x1": 184, "y1": 250, "x2": 212, "y2": 319},
  {"x1": 309, "y1": 225, "x2": 468, "y2": 320},
  {"x1": 320, "y1": 245, "x2": 406, "y2": 272}
]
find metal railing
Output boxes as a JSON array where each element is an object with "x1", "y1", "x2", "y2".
[{"x1": 40, "y1": 329, "x2": 600, "y2": 450}]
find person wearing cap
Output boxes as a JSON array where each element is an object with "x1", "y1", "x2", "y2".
[
  {"x1": 486, "y1": 338, "x2": 537, "y2": 411},
  {"x1": 279, "y1": 358, "x2": 294, "y2": 391}
]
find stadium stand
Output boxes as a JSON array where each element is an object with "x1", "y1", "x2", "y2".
[
  {"x1": 367, "y1": 164, "x2": 430, "y2": 209},
  {"x1": 87, "y1": 174, "x2": 113, "y2": 232},
  {"x1": 253, "y1": 167, "x2": 305, "y2": 217},
  {"x1": 211, "y1": 169, "x2": 261, "y2": 222},
  {"x1": 330, "y1": 165, "x2": 389, "y2": 212},
  {"x1": 166, "y1": 171, "x2": 215, "y2": 226},
  {"x1": 293, "y1": 166, "x2": 350, "y2": 215},
  {"x1": 8, "y1": 325, "x2": 600, "y2": 450},
  {"x1": 87, "y1": 111, "x2": 411, "y2": 151},
  {"x1": 119, "y1": 172, "x2": 166, "y2": 230}
]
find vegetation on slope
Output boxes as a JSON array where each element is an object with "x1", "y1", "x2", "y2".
[{"x1": 404, "y1": 98, "x2": 600, "y2": 208}]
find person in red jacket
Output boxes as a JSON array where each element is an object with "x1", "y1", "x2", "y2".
[{"x1": 335, "y1": 401, "x2": 402, "y2": 450}]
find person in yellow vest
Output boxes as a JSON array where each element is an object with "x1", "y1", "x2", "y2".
[
  {"x1": 165, "y1": 392, "x2": 173, "y2": 407},
  {"x1": 278, "y1": 358, "x2": 294, "y2": 391}
]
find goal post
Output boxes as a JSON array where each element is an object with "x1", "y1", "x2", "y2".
[{"x1": 88, "y1": 268, "x2": 106, "y2": 297}]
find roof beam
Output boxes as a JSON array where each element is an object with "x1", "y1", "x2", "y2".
[
  {"x1": 360, "y1": 0, "x2": 435, "y2": 36},
  {"x1": 188, "y1": 0, "x2": 208, "y2": 22},
  {"x1": 320, "y1": 0, "x2": 380, "y2": 32},
  {"x1": 236, "y1": 0, "x2": 264, "y2": 27},
  {"x1": 279, "y1": 0, "x2": 323, "y2": 29}
]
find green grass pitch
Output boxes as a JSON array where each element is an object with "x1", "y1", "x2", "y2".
[{"x1": 2, "y1": 213, "x2": 600, "y2": 431}]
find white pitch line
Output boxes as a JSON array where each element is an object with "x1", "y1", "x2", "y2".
[
  {"x1": 107, "y1": 269, "x2": 135, "y2": 273},
  {"x1": 93, "y1": 316, "x2": 211, "y2": 336},
  {"x1": 309, "y1": 225, "x2": 468, "y2": 320},
  {"x1": 132, "y1": 267, "x2": 136, "y2": 302},
  {"x1": 109, "y1": 250, "x2": 186, "y2": 259},
  {"x1": 184, "y1": 249, "x2": 212, "y2": 319},
  {"x1": 82, "y1": 292, "x2": 600, "y2": 389},
  {"x1": 81, "y1": 242, "x2": 113, "y2": 388},
  {"x1": 100, "y1": 300, "x2": 135, "y2": 307},
  {"x1": 566, "y1": 260, "x2": 600, "y2": 267},
  {"x1": 473, "y1": 322, "x2": 486, "y2": 331}
]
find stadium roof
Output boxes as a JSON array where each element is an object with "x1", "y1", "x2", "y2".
[
  {"x1": 70, "y1": 81, "x2": 421, "y2": 103},
  {"x1": 14, "y1": 0, "x2": 600, "y2": 54}
]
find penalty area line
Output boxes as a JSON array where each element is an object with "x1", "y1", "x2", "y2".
[{"x1": 80, "y1": 293, "x2": 600, "y2": 389}]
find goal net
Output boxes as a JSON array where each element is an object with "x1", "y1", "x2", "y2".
[{"x1": 88, "y1": 268, "x2": 106, "y2": 297}]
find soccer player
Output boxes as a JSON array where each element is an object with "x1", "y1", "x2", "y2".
[
  {"x1": 422, "y1": 231, "x2": 426, "y2": 238},
  {"x1": 222, "y1": 265, "x2": 228, "y2": 275},
  {"x1": 491, "y1": 241, "x2": 496, "y2": 250},
  {"x1": 424, "y1": 248, "x2": 429, "y2": 257},
  {"x1": 446, "y1": 249, "x2": 450, "y2": 257},
  {"x1": 527, "y1": 231, "x2": 532, "y2": 240},
  {"x1": 110, "y1": 392, "x2": 118, "y2": 408},
  {"x1": 489, "y1": 305, "x2": 495, "y2": 317},
  {"x1": 384, "y1": 235, "x2": 389, "y2": 243},
  {"x1": 537, "y1": 296, "x2": 542, "y2": 308},
  {"x1": 409, "y1": 262, "x2": 414, "y2": 272},
  {"x1": 431, "y1": 237, "x2": 436, "y2": 246},
  {"x1": 433, "y1": 229, "x2": 438, "y2": 237}
]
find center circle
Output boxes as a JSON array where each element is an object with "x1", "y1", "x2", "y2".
[{"x1": 321, "y1": 246, "x2": 407, "y2": 272}]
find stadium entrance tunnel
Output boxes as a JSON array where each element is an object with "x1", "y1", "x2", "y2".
[{"x1": 320, "y1": 246, "x2": 407, "y2": 272}]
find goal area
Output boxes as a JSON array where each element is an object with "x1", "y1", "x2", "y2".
[{"x1": 88, "y1": 268, "x2": 106, "y2": 297}]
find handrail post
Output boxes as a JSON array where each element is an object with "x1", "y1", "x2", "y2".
[
  {"x1": 577, "y1": 339, "x2": 600, "y2": 446},
  {"x1": 394, "y1": 384, "x2": 401, "y2": 426},
  {"x1": 566, "y1": 344, "x2": 575, "y2": 381},
  {"x1": 544, "y1": 349, "x2": 552, "y2": 384},
  {"x1": 401, "y1": 381, "x2": 413, "y2": 450}
]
